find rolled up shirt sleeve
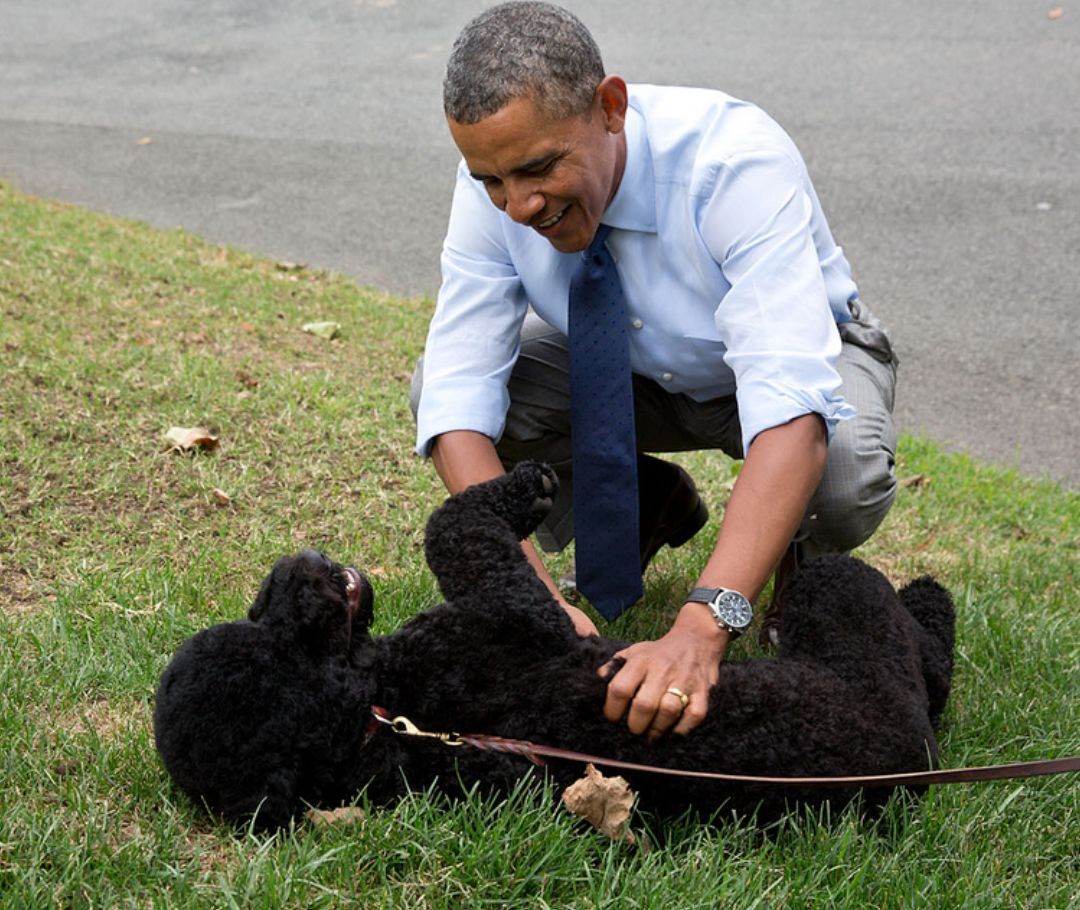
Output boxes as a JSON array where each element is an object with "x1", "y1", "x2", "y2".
[
  {"x1": 698, "y1": 149, "x2": 856, "y2": 453},
  {"x1": 415, "y1": 164, "x2": 529, "y2": 457}
]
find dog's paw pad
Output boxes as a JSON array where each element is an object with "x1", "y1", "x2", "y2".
[
  {"x1": 527, "y1": 465, "x2": 558, "y2": 517},
  {"x1": 511, "y1": 462, "x2": 559, "y2": 498}
]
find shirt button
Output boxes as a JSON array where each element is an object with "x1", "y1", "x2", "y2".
[
  {"x1": 630, "y1": 318, "x2": 644, "y2": 329},
  {"x1": 660, "y1": 372, "x2": 673, "y2": 382}
]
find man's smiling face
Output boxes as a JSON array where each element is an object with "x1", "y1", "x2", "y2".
[{"x1": 447, "y1": 77, "x2": 628, "y2": 253}]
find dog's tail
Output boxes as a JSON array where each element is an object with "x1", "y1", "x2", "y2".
[{"x1": 899, "y1": 576, "x2": 956, "y2": 727}]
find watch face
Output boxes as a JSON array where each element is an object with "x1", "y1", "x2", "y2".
[{"x1": 714, "y1": 591, "x2": 753, "y2": 630}]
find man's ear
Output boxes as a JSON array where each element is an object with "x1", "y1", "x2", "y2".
[{"x1": 595, "y1": 75, "x2": 628, "y2": 133}]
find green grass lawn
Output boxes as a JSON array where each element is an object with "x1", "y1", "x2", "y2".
[{"x1": 1, "y1": 182, "x2": 1077, "y2": 909}]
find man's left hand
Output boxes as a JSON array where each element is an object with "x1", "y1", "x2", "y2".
[{"x1": 598, "y1": 603, "x2": 728, "y2": 739}]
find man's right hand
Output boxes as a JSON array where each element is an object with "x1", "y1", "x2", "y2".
[{"x1": 561, "y1": 599, "x2": 600, "y2": 637}]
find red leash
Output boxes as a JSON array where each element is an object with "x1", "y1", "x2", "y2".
[{"x1": 371, "y1": 707, "x2": 1080, "y2": 788}]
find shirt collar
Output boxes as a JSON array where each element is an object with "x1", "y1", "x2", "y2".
[{"x1": 601, "y1": 103, "x2": 657, "y2": 233}]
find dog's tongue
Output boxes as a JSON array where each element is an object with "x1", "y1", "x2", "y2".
[{"x1": 344, "y1": 567, "x2": 363, "y2": 615}]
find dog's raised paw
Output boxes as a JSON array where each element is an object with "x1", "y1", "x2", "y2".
[
  {"x1": 517, "y1": 463, "x2": 558, "y2": 513},
  {"x1": 499, "y1": 462, "x2": 559, "y2": 532},
  {"x1": 435, "y1": 462, "x2": 561, "y2": 542}
]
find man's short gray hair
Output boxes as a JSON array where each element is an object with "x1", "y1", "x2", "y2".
[{"x1": 444, "y1": 2, "x2": 606, "y2": 124}]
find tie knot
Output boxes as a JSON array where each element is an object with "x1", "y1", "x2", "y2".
[
  {"x1": 582, "y1": 224, "x2": 613, "y2": 278},
  {"x1": 586, "y1": 223, "x2": 612, "y2": 258}
]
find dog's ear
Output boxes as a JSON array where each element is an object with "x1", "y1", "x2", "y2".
[
  {"x1": 249, "y1": 554, "x2": 301, "y2": 622},
  {"x1": 154, "y1": 623, "x2": 299, "y2": 827}
]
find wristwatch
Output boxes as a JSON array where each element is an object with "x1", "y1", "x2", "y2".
[{"x1": 686, "y1": 587, "x2": 753, "y2": 637}]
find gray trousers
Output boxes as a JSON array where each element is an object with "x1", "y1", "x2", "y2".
[{"x1": 411, "y1": 302, "x2": 898, "y2": 558}]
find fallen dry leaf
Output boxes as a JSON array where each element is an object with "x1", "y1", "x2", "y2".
[
  {"x1": 302, "y1": 321, "x2": 341, "y2": 340},
  {"x1": 275, "y1": 260, "x2": 306, "y2": 272},
  {"x1": 900, "y1": 473, "x2": 930, "y2": 489},
  {"x1": 164, "y1": 426, "x2": 219, "y2": 453},
  {"x1": 305, "y1": 806, "x2": 366, "y2": 827},
  {"x1": 235, "y1": 369, "x2": 259, "y2": 388},
  {"x1": 136, "y1": 136, "x2": 153, "y2": 146},
  {"x1": 561, "y1": 763, "x2": 637, "y2": 844},
  {"x1": 211, "y1": 488, "x2": 231, "y2": 505}
]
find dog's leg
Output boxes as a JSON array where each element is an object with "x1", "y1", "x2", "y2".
[
  {"x1": 775, "y1": 555, "x2": 904, "y2": 665},
  {"x1": 424, "y1": 462, "x2": 561, "y2": 606},
  {"x1": 899, "y1": 577, "x2": 956, "y2": 726}
]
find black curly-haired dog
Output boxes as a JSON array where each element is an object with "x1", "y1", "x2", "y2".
[{"x1": 154, "y1": 462, "x2": 955, "y2": 831}]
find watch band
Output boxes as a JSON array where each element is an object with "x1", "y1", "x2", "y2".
[{"x1": 686, "y1": 587, "x2": 721, "y2": 604}]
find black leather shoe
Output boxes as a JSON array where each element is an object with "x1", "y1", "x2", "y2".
[{"x1": 637, "y1": 455, "x2": 709, "y2": 572}]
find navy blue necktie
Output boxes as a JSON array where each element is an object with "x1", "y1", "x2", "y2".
[{"x1": 568, "y1": 224, "x2": 642, "y2": 620}]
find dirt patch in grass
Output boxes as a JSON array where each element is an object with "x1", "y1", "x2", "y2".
[
  {"x1": 52, "y1": 698, "x2": 145, "y2": 743},
  {"x1": 0, "y1": 566, "x2": 54, "y2": 617}
]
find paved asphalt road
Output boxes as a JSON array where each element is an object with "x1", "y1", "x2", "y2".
[{"x1": 2, "y1": 1, "x2": 1077, "y2": 487}]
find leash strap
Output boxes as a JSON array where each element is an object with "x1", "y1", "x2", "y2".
[{"x1": 371, "y1": 707, "x2": 1080, "y2": 788}]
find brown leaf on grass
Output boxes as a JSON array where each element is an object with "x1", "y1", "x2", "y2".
[
  {"x1": 900, "y1": 473, "x2": 930, "y2": 489},
  {"x1": 164, "y1": 426, "x2": 219, "y2": 453},
  {"x1": 275, "y1": 260, "x2": 306, "y2": 272},
  {"x1": 211, "y1": 488, "x2": 231, "y2": 505},
  {"x1": 305, "y1": 806, "x2": 366, "y2": 827},
  {"x1": 235, "y1": 369, "x2": 259, "y2": 388},
  {"x1": 561, "y1": 763, "x2": 637, "y2": 844},
  {"x1": 1047, "y1": 7, "x2": 1064, "y2": 19}
]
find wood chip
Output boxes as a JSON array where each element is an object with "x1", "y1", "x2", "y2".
[{"x1": 305, "y1": 806, "x2": 366, "y2": 827}]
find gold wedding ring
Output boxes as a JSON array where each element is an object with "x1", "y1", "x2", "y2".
[{"x1": 666, "y1": 687, "x2": 690, "y2": 710}]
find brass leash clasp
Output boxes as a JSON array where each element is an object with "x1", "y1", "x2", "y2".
[{"x1": 372, "y1": 708, "x2": 463, "y2": 747}]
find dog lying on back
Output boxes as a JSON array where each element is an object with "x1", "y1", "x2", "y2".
[{"x1": 154, "y1": 462, "x2": 955, "y2": 831}]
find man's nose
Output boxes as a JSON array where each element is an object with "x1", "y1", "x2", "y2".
[{"x1": 504, "y1": 185, "x2": 545, "y2": 224}]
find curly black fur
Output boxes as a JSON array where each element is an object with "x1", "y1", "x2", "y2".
[{"x1": 154, "y1": 463, "x2": 955, "y2": 830}]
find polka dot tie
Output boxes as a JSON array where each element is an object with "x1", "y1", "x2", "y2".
[{"x1": 568, "y1": 223, "x2": 642, "y2": 620}]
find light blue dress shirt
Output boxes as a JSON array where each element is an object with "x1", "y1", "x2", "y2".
[{"x1": 416, "y1": 84, "x2": 858, "y2": 458}]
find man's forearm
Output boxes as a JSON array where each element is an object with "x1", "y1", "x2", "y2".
[
  {"x1": 693, "y1": 413, "x2": 827, "y2": 605},
  {"x1": 430, "y1": 430, "x2": 508, "y2": 493}
]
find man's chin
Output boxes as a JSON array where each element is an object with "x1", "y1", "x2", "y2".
[
  {"x1": 533, "y1": 206, "x2": 595, "y2": 253},
  {"x1": 546, "y1": 235, "x2": 590, "y2": 254}
]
